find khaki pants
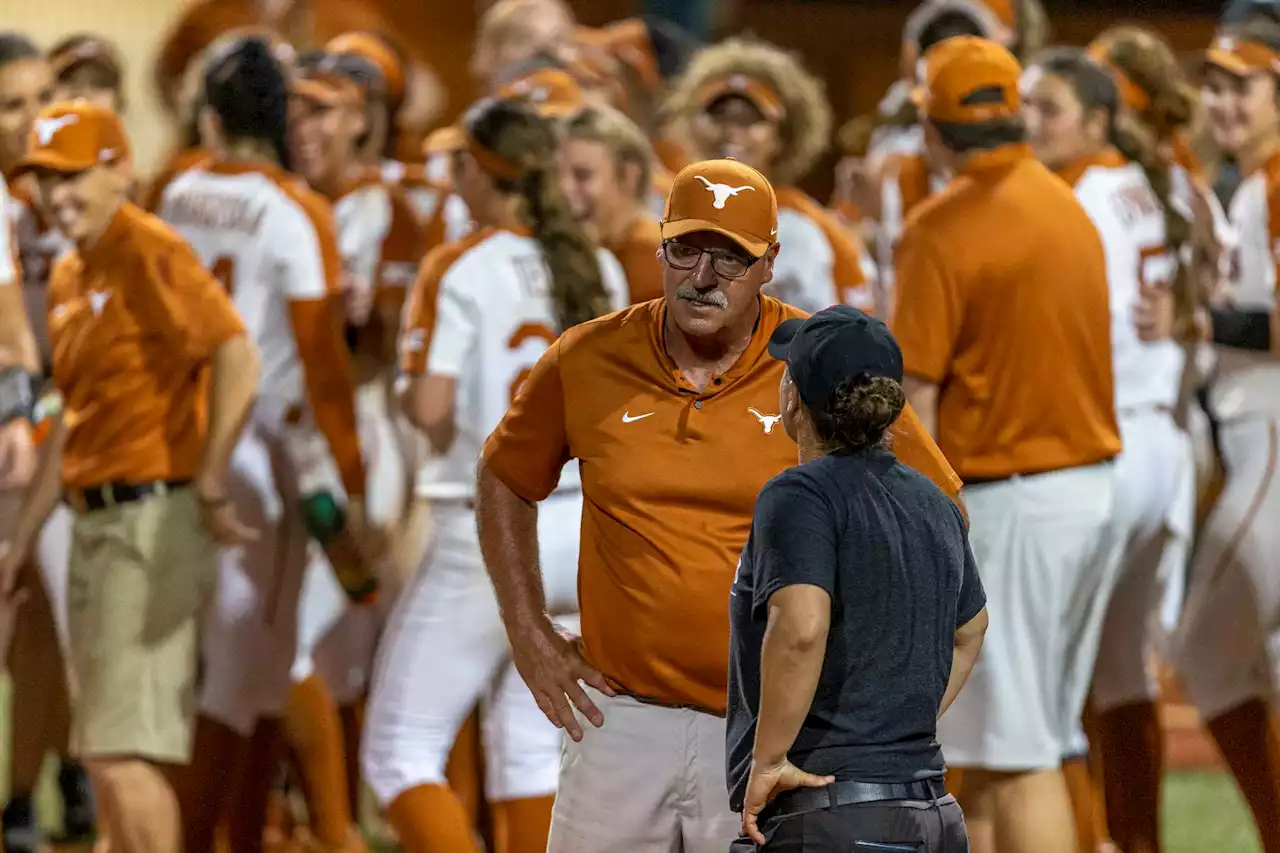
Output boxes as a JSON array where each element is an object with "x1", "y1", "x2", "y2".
[
  {"x1": 65, "y1": 488, "x2": 216, "y2": 764},
  {"x1": 547, "y1": 688, "x2": 738, "y2": 853}
]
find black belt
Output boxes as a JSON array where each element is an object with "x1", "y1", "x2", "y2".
[
  {"x1": 66, "y1": 479, "x2": 191, "y2": 513},
  {"x1": 963, "y1": 458, "x2": 1114, "y2": 488},
  {"x1": 766, "y1": 777, "x2": 948, "y2": 821}
]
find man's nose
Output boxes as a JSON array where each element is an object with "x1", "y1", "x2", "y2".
[{"x1": 690, "y1": 253, "x2": 720, "y2": 289}]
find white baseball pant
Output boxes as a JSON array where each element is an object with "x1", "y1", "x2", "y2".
[
  {"x1": 1174, "y1": 416, "x2": 1280, "y2": 721},
  {"x1": 361, "y1": 490, "x2": 582, "y2": 806},
  {"x1": 937, "y1": 462, "x2": 1118, "y2": 770},
  {"x1": 1090, "y1": 408, "x2": 1195, "y2": 713},
  {"x1": 198, "y1": 423, "x2": 311, "y2": 735}
]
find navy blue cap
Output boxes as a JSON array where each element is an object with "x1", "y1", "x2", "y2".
[{"x1": 767, "y1": 305, "x2": 904, "y2": 411}]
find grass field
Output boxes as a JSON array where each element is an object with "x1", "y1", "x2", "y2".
[{"x1": 0, "y1": 671, "x2": 1264, "y2": 852}]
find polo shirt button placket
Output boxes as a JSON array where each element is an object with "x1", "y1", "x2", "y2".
[{"x1": 694, "y1": 400, "x2": 703, "y2": 409}]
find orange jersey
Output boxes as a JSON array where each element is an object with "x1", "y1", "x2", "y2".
[
  {"x1": 48, "y1": 203, "x2": 245, "y2": 488},
  {"x1": 483, "y1": 296, "x2": 961, "y2": 713},
  {"x1": 602, "y1": 215, "x2": 663, "y2": 304},
  {"x1": 892, "y1": 144, "x2": 1121, "y2": 480}
]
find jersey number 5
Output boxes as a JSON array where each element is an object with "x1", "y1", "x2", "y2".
[
  {"x1": 507, "y1": 322, "x2": 557, "y2": 404},
  {"x1": 211, "y1": 255, "x2": 237, "y2": 297}
]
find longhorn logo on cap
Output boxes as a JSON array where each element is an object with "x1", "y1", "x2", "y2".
[
  {"x1": 35, "y1": 114, "x2": 79, "y2": 146},
  {"x1": 696, "y1": 175, "x2": 755, "y2": 210}
]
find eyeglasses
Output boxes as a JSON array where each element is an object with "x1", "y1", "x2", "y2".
[{"x1": 662, "y1": 241, "x2": 759, "y2": 279}]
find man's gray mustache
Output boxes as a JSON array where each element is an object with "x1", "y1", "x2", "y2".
[{"x1": 676, "y1": 286, "x2": 728, "y2": 308}]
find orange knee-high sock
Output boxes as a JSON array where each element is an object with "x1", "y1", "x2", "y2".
[
  {"x1": 226, "y1": 719, "x2": 285, "y2": 853},
  {"x1": 1207, "y1": 699, "x2": 1280, "y2": 853},
  {"x1": 284, "y1": 676, "x2": 354, "y2": 846},
  {"x1": 339, "y1": 700, "x2": 364, "y2": 819},
  {"x1": 1064, "y1": 754, "x2": 1108, "y2": 853},
  {"x1": 1097, "y1": 701, "x2": 1162, "y2": 853},
  {"x1": 445, "y1": 709, "x2": 485, "y2": 829},
  {"x1": 387, "y1": 784, "x2": 479, "y2": 853},
  {"x1": 491, "y1": 796, "x2": 555, "y2": 853}
]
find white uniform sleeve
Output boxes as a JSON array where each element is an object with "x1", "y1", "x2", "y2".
[
  {"x1": 0, "y1": 179, "x2": 15, "y2": 287},
  {"x1": 768, "y1": 208, "x2": 838, "y2": 313},
  {"x1": 426, "y1": 263, "x2": 480, "y2": 377},
  {"x1": 272, "y1": 204, "x2": 330, "y2": 300},
  {"x1": 595, "y1": 248, "x2": 630, "y2": 311}
]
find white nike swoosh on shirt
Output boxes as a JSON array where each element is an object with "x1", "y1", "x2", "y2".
[{"x1": 621, "y1": 411, "x2": 655, "y2": 423}]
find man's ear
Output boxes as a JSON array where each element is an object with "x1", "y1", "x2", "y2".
[{"x1": 759, "y1": 242, "x2": 781, "y2": 285}]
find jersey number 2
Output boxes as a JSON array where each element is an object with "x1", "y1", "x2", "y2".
[
  {"x1": 211, "y1": 255, "x2": 237, "y2": 296},
  {"x1": 507, "y1": 322, "x2": 557, "y2": 404}
]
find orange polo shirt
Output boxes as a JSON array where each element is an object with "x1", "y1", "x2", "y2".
[
  {"x1": 47, "y1": 203, "x2": 245, "y2": 489},
  {"x1": 483, "y1": 295, "x2": 962, "y2": 713},
  {"x1": 603, "y1": 215, "x2": 663, "y2": 304},
  {"x1": 892, "y1": 143, "x2": 1120, "y2": 481}
]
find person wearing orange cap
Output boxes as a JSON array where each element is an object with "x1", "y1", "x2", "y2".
[
  {"x1": 476, "y1": 155, "x2": 961, "y2": 853},
  {"x1": 0, "y1": 99, "x2": 260, "y2": 853},
  {"x1": 1163, "y1": 20, "x2": 1280, "y2": 853},
  {"x1": 0, "y1": 33, "x2": 98, "y2": 853},
  {"x1": 47, "y1": 34, "x2": 125, "y2": 114},
  {"x1": 666, "y1": 37, "x2": 878, "y2": 316},
  {"x1": 325, "y1": 31, "x2": 441, "y2": 224},
  {"x1": 561, "y1": 103, "x2": 665, "y2": 304},
  {"x1": 892, "y1": 36, "x2": 1120, "y2": 853}
]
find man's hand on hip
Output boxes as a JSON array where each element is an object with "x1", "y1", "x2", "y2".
[{"x1": 511, "y1": 621, "x2": 616, "y2": 742}]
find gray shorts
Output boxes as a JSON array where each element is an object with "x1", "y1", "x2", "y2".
[{"x1": 730, "y1": 795, "x2": 969, "y2": 853}]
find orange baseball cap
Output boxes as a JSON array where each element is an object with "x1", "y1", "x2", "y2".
[
  {"x1": 912, "y1": 35, "x2": 1022, "y2": 124},
  {"x1": 13, "y1": 101, "x2": 130, "y2": 177},
  {"x1": 661, "y1": 159, "x2": 777, "y2": 258},
  {"x1": 692, "y1": 74, "x2": 785, "y2": 123},
  {"x1": 325, "y1": 32, "x2": 405, "y2": 104},
  {"x1": 496, "y1": 68, "x2": 584, "y2": 118},
  {"x1": 1202, "y1": 33, "x2": 1280, "y2": 77}
]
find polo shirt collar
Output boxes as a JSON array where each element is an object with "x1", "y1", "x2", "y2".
[
  {"x1": 648, "y1": 295, "x2": 782, "y2": 394},
  {"x1": 958, "y1": 142, "x2": 1034, "y2": 176}
]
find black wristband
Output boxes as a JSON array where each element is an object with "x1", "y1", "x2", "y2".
[
  {"x1": 0, "y1": 367, "x2": 40, "y2": 426},
  {"x1": 1209, "y1": 307, "x2": 1272, "y2": 351}
]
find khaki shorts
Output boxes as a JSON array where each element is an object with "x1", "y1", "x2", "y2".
[{"x1": 65, "y1": 488, "x2": 216, "y2": 764}]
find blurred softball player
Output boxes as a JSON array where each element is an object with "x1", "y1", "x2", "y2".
[
  {"x1": 1023, "y1": 42, "x2": 1208, "y2": 853},
  {"x1": 1168, "y1": 22, "x2": 1280, "y2": 853},
  {"x1": 0, "y1": 34, "x2": 93, "y2": 852},
  {"x1": 361, "y1": 95, "x2": 626, "y2": 853},
  {"x1": 157, "y1": 35, "x2": 368, "y2": 853},
  {"x1": 667, "y1": 37, "x2": 877, "y2": 313}
]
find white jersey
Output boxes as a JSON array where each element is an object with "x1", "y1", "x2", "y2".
[
  {"x1": 4, "y1": 180, "x2": 73, "y2": 363},
  {"x1": 158, "y1": 163, "x2": 334, "y2": 423},
  {"x1": 768, "y1": 208, "x2": 839, "y2": 313},
  {"x1": 1208, "y1": 157, "x2": 1280, "y2": 422},
  {"x1": 402, "y1": 229, "x2": 628, "y2": 500},
  {"x1": 333, "y1": 182, "x2": 391, "y2": 317},
  {"x1": 1072, "y1": 158, "x2": 1184, "y2": 413}
]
